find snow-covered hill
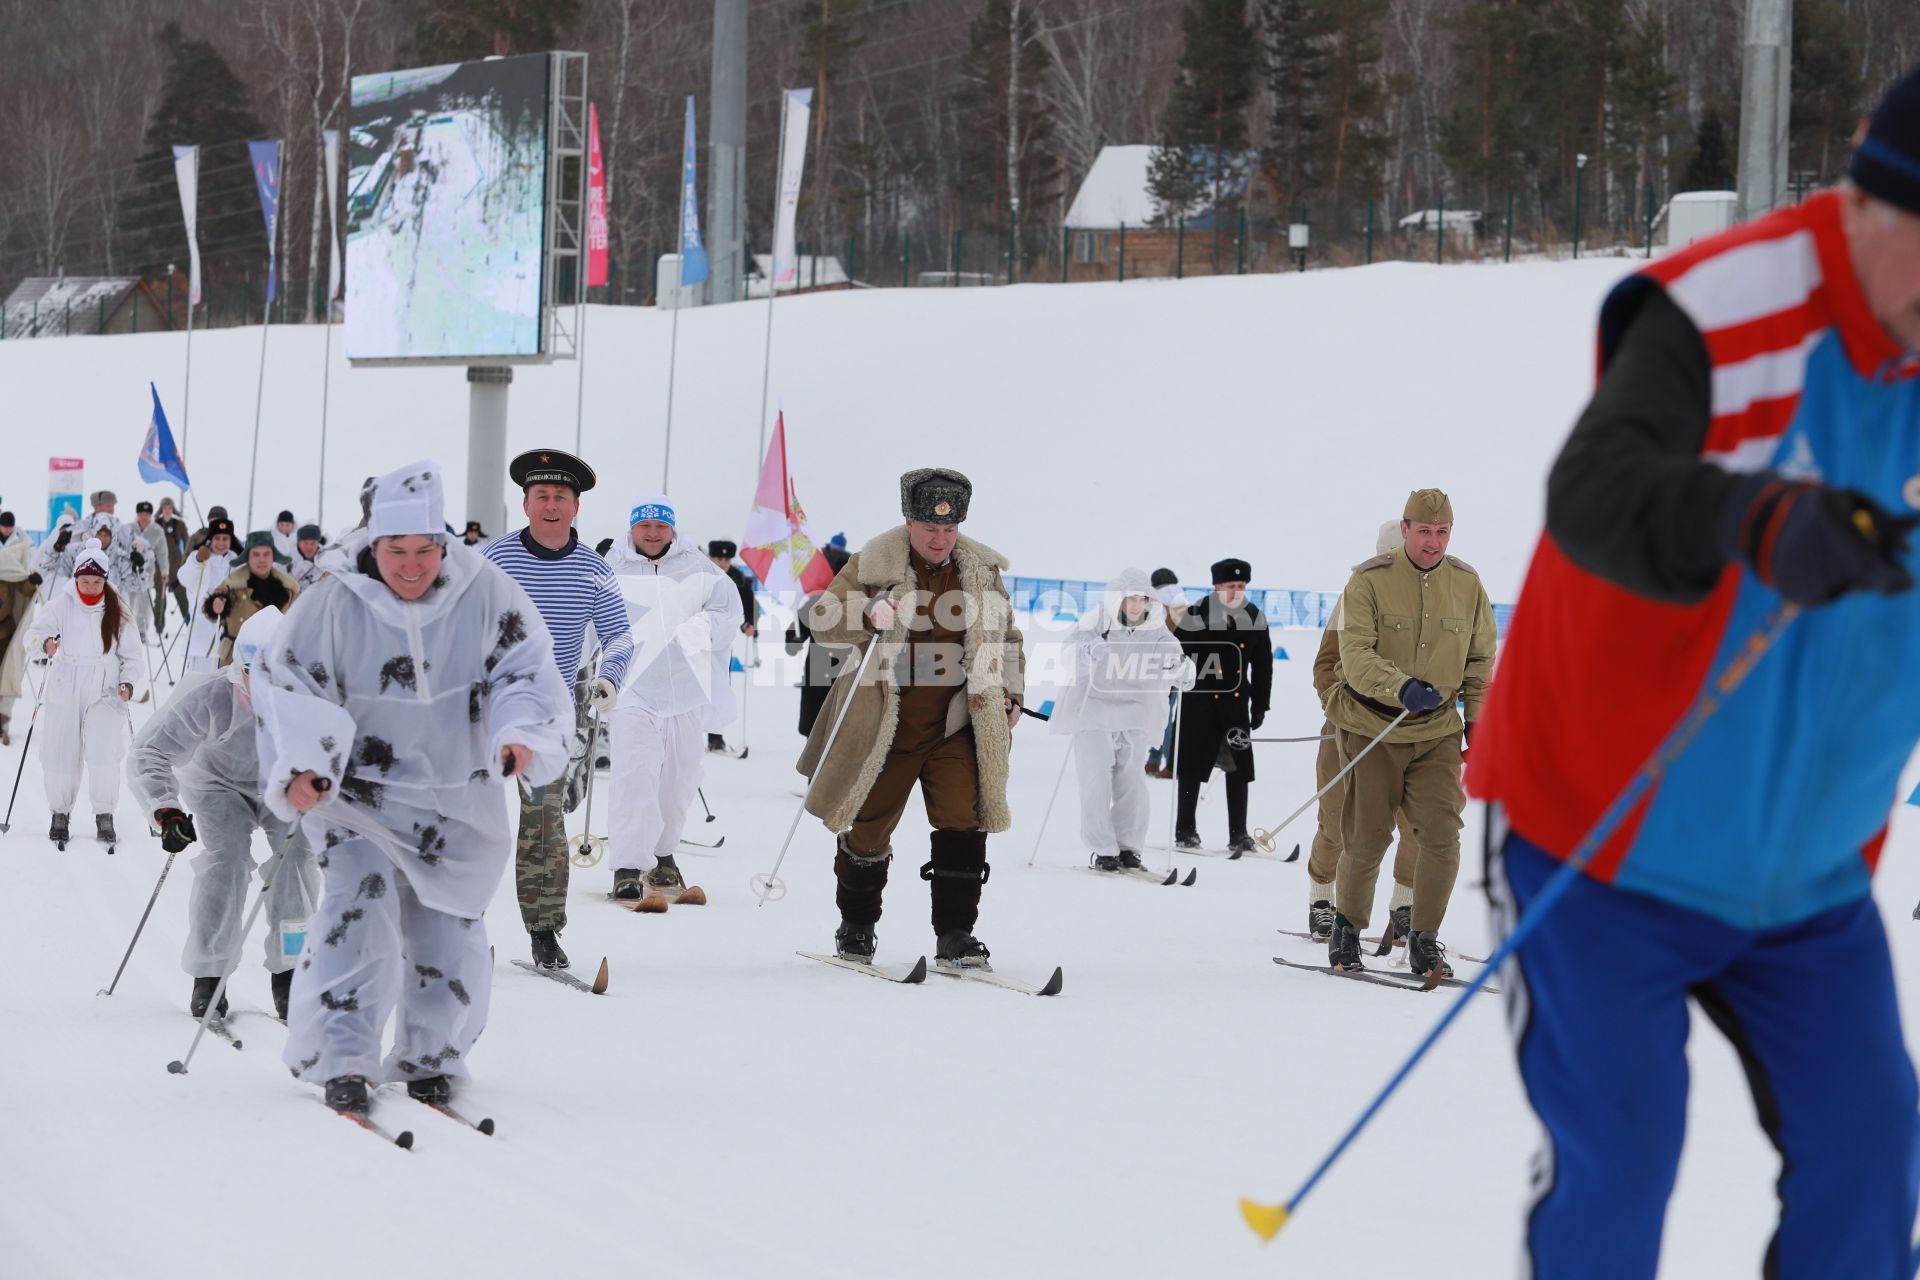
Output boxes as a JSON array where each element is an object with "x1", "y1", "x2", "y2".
[{"x1": 3, "y1": 263, "x2": 1917, "y2": 1278}]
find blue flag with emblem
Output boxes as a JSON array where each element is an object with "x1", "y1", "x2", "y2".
[{"x1": 138, "y1": 382, "x2": 192, "y2": 491}]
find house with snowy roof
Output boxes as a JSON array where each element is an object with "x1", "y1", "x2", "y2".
[
  {"x1": 1062, "y1": 144, "x2": 1281, "y2": 281},
  {"x1": 2, "y1": 274, "x2": 172, "y2": 340}
]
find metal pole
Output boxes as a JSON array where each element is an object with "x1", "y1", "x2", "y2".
[
  {"x1": 1736, "y1": 0, "x2": 1793, "y2": 223},
  {"x1": 662, "y1": 274, "x2": 682, "y2": 490},
  {"x1": 1252, "y1": 710, "x2": 1410, "y2": 852},
  {"x1": 316, "y1": 301, "x2": 334, "y2": 524},
  {"x1": 754, "y1": 636, "x2": 885, "y2": 905},
  {"x1": 753, "y1": 91, "x2": 791, "y2": 476},
  {"x1": 243, "y1": 295, "x2": 271, "y2": 531},
  {"x1": 572, "y1": 288, "x2": 591, "y2": 453},
  {"x1": 1027, "y1": 741, "x2": 1076, "y2": 866},
  {"x1": 97, "y1": 849, "x2": 183, "y2": 997},
  {"x1": 706, "y1": 0, "x2": 748, "y2": 306},
  {"x1": 180, "y1": 283, "x2": 195, "y2": 455}
]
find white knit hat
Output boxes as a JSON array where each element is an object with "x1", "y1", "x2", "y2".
[
  {"x1": 366, "y1": 461, "x2": 445, "y2": 540},
  {"x1": 72, "y1": 548, "x2": 110, "y2": 577}
]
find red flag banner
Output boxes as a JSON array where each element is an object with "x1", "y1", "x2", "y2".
[
  {"x1": 741, "y1": 412, "x2": 834, "y2": 605},
  {"x1": 587, "y1": 103, "x2": 609, "y2": 288}
]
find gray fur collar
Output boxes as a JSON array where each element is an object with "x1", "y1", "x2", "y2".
[{"x1": 855, "y1": 525, "x2": 1009, "y2": 586}]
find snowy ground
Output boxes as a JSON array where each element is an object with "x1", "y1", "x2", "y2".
[
  {"x1": 3, "y1": 601, "x2": 1919, "y2": 1278},
  {"x1": 3, "y1": 264, "x2": 1919, "y2": 1275}
]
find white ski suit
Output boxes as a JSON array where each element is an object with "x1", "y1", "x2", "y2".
[
  {"x1": 1050, "y1": 570, "x2": 1194, "y2": 858},
  {"x1": 128, "y1": 668, "x2": 322, "y2": 979},
  {"x1": 31, "y1": 511, "x2": 81, "y2": 590},
  {"x1": 255, "y1": 540, "x2": 572, "y2": 1085},
  {"x1": 605, "y1": 535, "x2": 742, "y2": 869},
  {"x1": 23, "y1": 579, "x2": 144, "y2": 819}
]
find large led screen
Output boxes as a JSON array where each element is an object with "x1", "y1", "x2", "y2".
[{"x1": 346, "y1": 55, "x2": 550, "y2": 360}]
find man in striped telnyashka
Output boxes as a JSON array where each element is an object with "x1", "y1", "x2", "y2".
[{"x1": 482, "y1": 448, "x2": 633, "y2": 971}]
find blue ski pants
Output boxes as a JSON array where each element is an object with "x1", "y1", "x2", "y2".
[{"x1": 1495, "y1": 830, "x2": 1919, "y2": 1279}]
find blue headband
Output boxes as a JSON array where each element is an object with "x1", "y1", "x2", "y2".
[{"x1": 630, "y1": 502, "x2": 676, "y2": 527}]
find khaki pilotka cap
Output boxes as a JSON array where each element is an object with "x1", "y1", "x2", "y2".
[{"x1": 1403, "y1": 488, "x2": 1453, "y2": 524}]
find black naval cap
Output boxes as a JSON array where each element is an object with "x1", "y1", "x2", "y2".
[
  {"x1": 1210, "y1": 558, "x2": 1252, "y2": 585},
  {"x1": 708, "y1": 540, "x2": 738, "y2": 558},
  {"x1": 900, "y1": 467, "x2": 971, "y2": 525},
  {"x1": 135, "y1": 500, "x2": 154, "y2": 514},
  {"x1": 509, "y1": 448, "x2": 596, "y2": 494}
]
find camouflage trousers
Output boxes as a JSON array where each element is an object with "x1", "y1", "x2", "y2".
[{"x1": 515, "y1": 782, "x2": 569, "y2": 932}]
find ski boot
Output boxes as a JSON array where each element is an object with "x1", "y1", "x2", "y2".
[
  {"x1": 1308, "y1": 899, "x2": 1335, "y2": 943},
  {"x1": 95, "y1": 813, "x2": 117, "y2": 850},
  {"x1": 529, "y1": 929, "x2": 569, "y2": 970},
  {"x1": 1117, "y1": 849, "x2": 1147, "y2": 871},
  {"x1": 49, "y1": 813, "x2": 69, "y2": 848},
  {"x1": 1228, "y1": 832, "x2": 1256, "y2": 857},
  {"x1": 407, "y1": 1074, "x2": 452, "y2": 1105},
  {"x1": 324, "y1": 1075, "x2": 371, "y2": 1115},
  {"x1": 1387, "y1": 905, "x2": 1411, "y2": 949},
  {"x1": 1329, "y1": 913, "x2": 1365, "y2": 971},
  {"x1": 611, "y1": 867, "x2": 644, "y2": 901},
  {"x1": 1090, "y1": 853, "x2": 1122, "y2": 872},
  {"x1": 644, "y1": 859, "x2": 685, "y2": 893},
  {"x1": 1174, "y1": 829, "x2": 1202, "y2": 851},
  {"x1": 270, "y1": 969, "x2": 293, "y2": 1021},
  {"x1": 189, "y1": 976, "x2": 230, "y2": 1020},
  {"x1": 1407, "y1": 930, "x2": 1453, "y2": 982},
  {"x1": 934, "y1": 929, "x2": 992, "y2": 971},
  {"x1": 834, "y1": 922, "x2": 877, "y2": 964},
  {"x1": 706, "y1": 733, "x2": 728, "y2": 754}
]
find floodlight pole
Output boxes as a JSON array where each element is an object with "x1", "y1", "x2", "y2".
[
  {"x1": 467, "y1": 367, "x2": 511, "y2": 538},
  {"x1": 754, "y1": 91, "x2": 791, "y2": 475},
  {"x1": 1736, "y1": 0, "x2": 1792, "y2": 223},
  {"x1": 707, "y1": 0, "x2": 748, "y2": 305}
]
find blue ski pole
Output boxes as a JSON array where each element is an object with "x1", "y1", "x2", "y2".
[{"x1": 1242, "y1": 602, "x2": 1800, "y2": 1242}]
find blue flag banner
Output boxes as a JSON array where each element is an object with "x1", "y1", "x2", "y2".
[
  {"x1": 678, "y1": 95, "x2": 709, "y2": 287},
  {"x1": 139, "y1": 382, "x2": 192, "y2": 490},
  {"x1": 248, "y1": 139, "x2": 282, "y2": 305}
]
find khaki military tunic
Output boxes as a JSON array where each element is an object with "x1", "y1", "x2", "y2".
[{"x1": 1326, "y1": 547, "x2": 1496, "y2": 933}]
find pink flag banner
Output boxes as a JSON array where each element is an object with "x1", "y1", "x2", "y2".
[{"x1": 587, "y1": 103, "x2": 609, "y2": 288}]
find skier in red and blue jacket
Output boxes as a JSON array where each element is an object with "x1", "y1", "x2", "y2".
[{"x1": 1468, "y1": 67, "x2": 1920, "y2": 1279}]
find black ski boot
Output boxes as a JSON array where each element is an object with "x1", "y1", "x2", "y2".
[
  {"x1": 935, "y1": 929, "x2": 992, "y2": 969},
  {"x1": 1117, "y1": 849, "x2": 1147, "y2": 871},
  {"x1": 1407, "y1": 930, "x2": 1453, "y2": 981},
  {"x1": 1228, "y1": 832, "x2": 1256, "y2": 856},
  {"x1": 529, "y1": 929, "x2": 569, "y2": 970},
  {"x1": 1308, "y1": 899, "x2": 1335, "y2": 942},
  {"x1": 1090, "y1": 853, "x2": 1122, "y2": 872},
  {"x1": 611, "y1": 867, "x2": 644, "y2": 900},
  {"x1": 49, "y1": 813, "x2": 69, "y2": 846},
  {"x1": 325, "y1": 1075, "x2": 371, "y2": 1115},
  {"x1": 1387, "y1": 905, "x2": 1411, "y2": 949},
  {"x1": 1174, "y1": 830, "x2": 1202, "y2": 850},
  {"x1": 271, "y1": 969, "x2": 292, "y2": 1021},
  {"x1": 706, "y1": 733, "x2": 727, "y2": 753},
  {"x1": 407, "y1": 1074, "x2": 452, "y2": 1105},
  {"x1": 1329, "y1": 913, "x2": 1365, "y2": 971},
  {"x1": 95, "y1": 813, "x2": 117, "y2": 847},
  {"x1": 834, "y1": 922, "x2": 877, "y2": 964},
  {"x1": 189, "y1": 976, "x2": 230, "y2": 1020}
]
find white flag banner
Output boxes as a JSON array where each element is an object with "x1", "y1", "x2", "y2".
[
  {"x1": 770, "y1": 88, "x2": 813, "y2": 293},
  {"x1": 171, "y1": 144, "x2": 201, "y2": 305},
  {"x1": 322, "y1": 128, "x2": 343, "y2": 302}
]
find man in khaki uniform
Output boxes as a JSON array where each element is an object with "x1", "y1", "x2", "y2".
[
  {"x1": 1325, "y1": 488, "x2": 1495, "y2": 979},
  {"x1": 798, "y1": 468, "x2": 1024, "y2": 971},
  {"x1": 1305, "y1": 520, "x2": 1422, "y2": 944}
]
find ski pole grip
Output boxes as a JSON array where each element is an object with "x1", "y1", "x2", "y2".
[{"x1": 312, "y1": 777, "x2": 331, "y2": 794}]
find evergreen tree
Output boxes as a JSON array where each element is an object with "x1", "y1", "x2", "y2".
[
  {"x1": 1148, "y1": 0, "x2": 1259, "y2": 267},
  {"x1": 792, "y1": 0, "x2": 868, "y2": 254},
  {"x1": 402, "y1": 0, "x2": 582, "y2": 63},
  {"x1": 1318, "y1": 0, "x2": 1390, "y2": 227},
  {"x1": 1261, "y1": 0, "x2": 1332, "y2": 218},
  {"x1": 117, "y1": 23, "x2": 267, "y2": 294},
  {"x1": 953, "y1": 0, "x2": 1061, "y2": 258},
  {"x1": 1682, "y1": 105, "x2": 1736, "y2": 192},
  {"x1": 1609, "y1": 8, "x2": 1677, "y2": 236},
  {"x1": 1789, "y1": 0, "x2": 1863, "y2": 183}
]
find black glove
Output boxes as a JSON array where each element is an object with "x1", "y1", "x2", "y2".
[
  {"x1": 1399, "y1": 679, "x2": 1445, "y2": 714},
  {"x1": 155, "y1": 807, "x2": 198, "y2": 853},
  {"x1": 1250, "y1": 707, "x2": 1265, "y2": 730},
  {"x1": 1462, "y1": 720, "x2": 1474, "y2": 756},
  {"x1": 131, "y1": 550, "x2": 145, "y2": 572},
  {"x1": 1720, "y1": 474, "x2": 1916, "y2": 606},
  {"x1": 26, "y1": 572, "x2": 40, "y2": 586},
  {"x1": 52, "y1": 528, "x2": 71, "y2": 551}
]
